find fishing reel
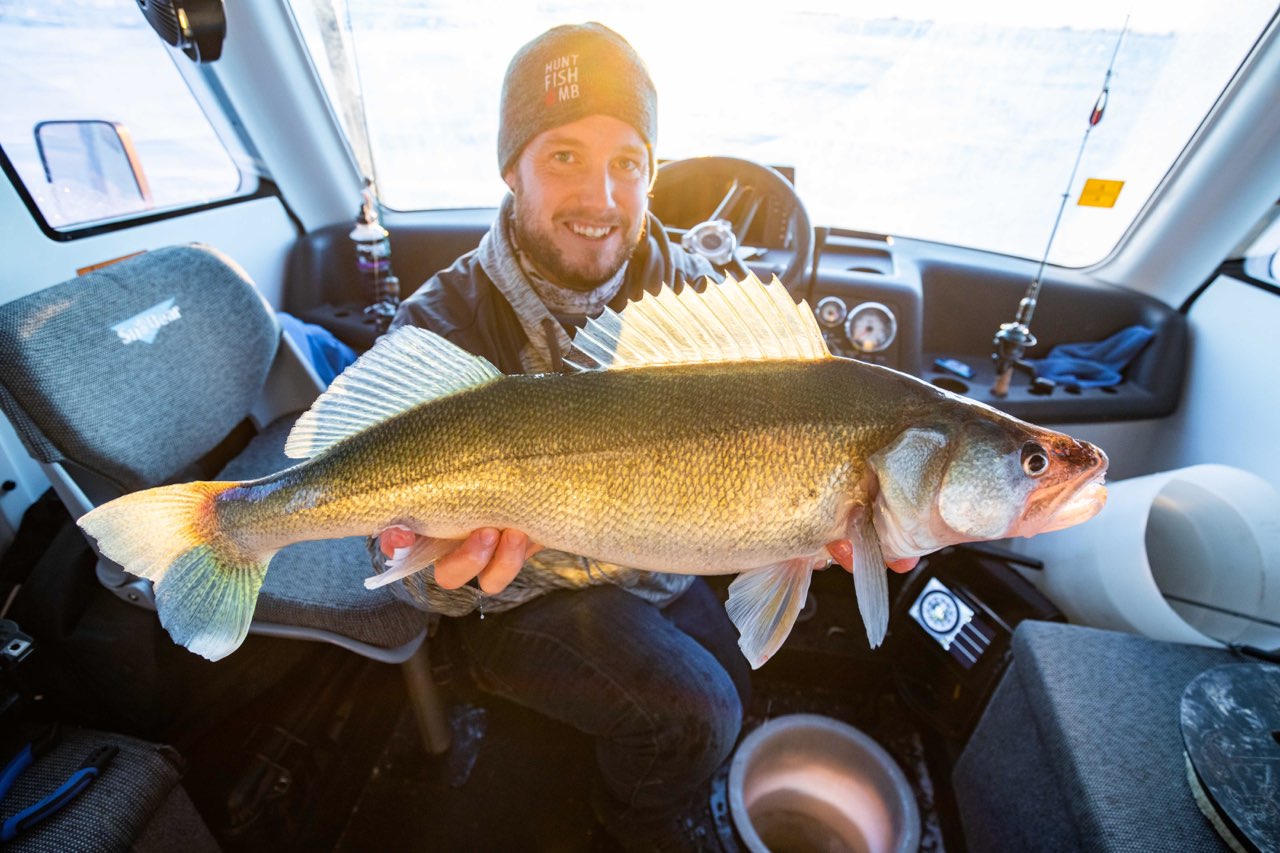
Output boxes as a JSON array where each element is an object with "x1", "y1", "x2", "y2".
[{"x1": 991, "y1": 318, "x2": 1037, "y2": 397}]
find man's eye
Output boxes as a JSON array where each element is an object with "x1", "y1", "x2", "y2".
[
  {"x1": 616, "y1": 158, "x2": 639, "y2": 172},
  {"x1": 552, "y1": 151, "x2": 575, "y2": 164}
]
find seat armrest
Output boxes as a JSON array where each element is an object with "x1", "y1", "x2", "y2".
[{"x1": 250, "y1": 332, "x2": 326, "y2": 430}]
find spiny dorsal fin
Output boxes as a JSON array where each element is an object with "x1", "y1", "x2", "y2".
[
  {"x1": 284, "y1": 326, "x2": 501, "y2": 459},
  {"x1": 564, "y1": 273, "x2": 830, "y2": 372}
]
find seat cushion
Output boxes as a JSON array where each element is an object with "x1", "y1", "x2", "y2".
[
  {"x1": 0, "y1": 727, "x2": 219, "y2": 853},
  {"x1": 216, "y1": 417, "x2": 427, "y2": 653},
  {"x1": 954, "y1": 620, "x2": 1235, "y2": 852}
]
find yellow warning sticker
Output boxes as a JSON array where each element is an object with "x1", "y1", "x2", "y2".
[{"x1": 1078, "y1": 178, "x2": 1124, "y2": 208}]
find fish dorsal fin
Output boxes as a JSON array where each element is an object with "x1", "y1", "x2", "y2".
[
  {"x1": 564, "y1": 273, "x2": 830, "y2": 372},
  {"x1": 284, "y1": 326, "x2": 501, "y2": 459}
]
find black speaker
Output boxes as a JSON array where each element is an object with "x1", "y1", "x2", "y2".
[{"x1": 136, "y1": 0, "x2": 226, "y2": 63}]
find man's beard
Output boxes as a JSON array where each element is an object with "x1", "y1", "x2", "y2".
[{"x1": 509, "y1": 195, "x2": 645, "y2": 292}]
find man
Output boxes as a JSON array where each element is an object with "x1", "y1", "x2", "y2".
[{"x1": 372, "y1": 23, "x2": 747, "y2": 850}]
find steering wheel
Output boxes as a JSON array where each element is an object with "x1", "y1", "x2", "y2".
[{"x1": 651, "y1": 156, "x2": 814, "y2": 295}]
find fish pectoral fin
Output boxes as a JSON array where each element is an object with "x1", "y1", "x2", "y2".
[
  {"x1": 725, "y1": 558, "x2": 818, "y2": 670},
  {"x1": 850, "y1": 518, "x2": 890, "y2": 649},
  {"x1": 365, "y1": 535, "x2": 461, "y2": 589}
]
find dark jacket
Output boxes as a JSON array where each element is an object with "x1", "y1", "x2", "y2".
[{"x1": 389, "y1": 212, "x2": 716, "y2": 374}]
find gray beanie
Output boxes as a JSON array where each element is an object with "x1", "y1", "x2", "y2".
[{"x1": 498, "y1": 23, "x2": 657, "y2": 177}]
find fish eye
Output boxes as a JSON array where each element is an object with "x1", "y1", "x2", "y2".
[{"x1": 1021, "y1": 442, "x2": 1050, "y2": 477}]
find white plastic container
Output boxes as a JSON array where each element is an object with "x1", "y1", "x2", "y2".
[
  {"x1": 1011, "y1": 464, "x2": 1280, "y2": 648},
  {"x1": 728, "y1": 714, "x2": 920, "y2": 853}
]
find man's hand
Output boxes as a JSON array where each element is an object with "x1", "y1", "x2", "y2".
[
  {"x1": 826, "y1": 539, "x2": 919, "y2": 575},
  {"x1": 379, "y1": 527, "x2": 542, "y2": 594}
]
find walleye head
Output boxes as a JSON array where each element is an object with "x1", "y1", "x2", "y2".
[{"x1": 867, "y1": 414, "x2": 1108, "y2": 559}]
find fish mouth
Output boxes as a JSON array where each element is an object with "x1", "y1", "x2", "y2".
[{"x1": 1039, "y1": 476, "x2": 1107, "y2": 532}]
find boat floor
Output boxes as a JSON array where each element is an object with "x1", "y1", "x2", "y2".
[{"x1": 191, "y1": 568, "x2": 965, "y2": 852}]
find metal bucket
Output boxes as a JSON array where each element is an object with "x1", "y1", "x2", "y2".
[{"x1": 728, "y1": 714, "x2": 920, "y2": 853}]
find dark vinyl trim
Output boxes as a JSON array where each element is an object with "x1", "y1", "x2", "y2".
[{"x1": 1180, "y1": 258, "x2": 1280, "y2": 313}]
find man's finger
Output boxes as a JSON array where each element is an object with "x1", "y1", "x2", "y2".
[
  {"x1": 827, "y1": 540, "x2": 919, "y2": 574},
  {"x1": 826, "y1": 540, "x2": 854, "y2": 572},
  {"x1": 887, "y1": 556, "x2": 920, "y2": 573},
  {"x1": 476, "y1": 529, "x2": 529, "y2": 594},
  {"x1": 434, "y1": 528, "x2": 500, "y2": 589},
  {"x1": 378, "y1": 525, "x2": 418, "y2": 558}
]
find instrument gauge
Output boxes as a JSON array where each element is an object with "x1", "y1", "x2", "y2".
[
  {"x1": 814, "y1": 296, "x2": 847, "y2": 329},
  {"x1": 919, "y1": 590, "x2": 960, "y2": 634},
  {"x1": 845, "y1": 302, "x2": 897, "y2": 353}
]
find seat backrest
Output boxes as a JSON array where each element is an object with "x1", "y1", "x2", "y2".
[{"x1": 0, "y1": 244, "x2": 279, "y2": 495}]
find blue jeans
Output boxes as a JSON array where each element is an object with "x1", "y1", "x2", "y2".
[{"x1": 450, "y1": 579, "x2": 749, "y2": 838}]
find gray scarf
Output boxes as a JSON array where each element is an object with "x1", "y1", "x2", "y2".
[{"x1": 475, "y1": 194, "x2": 626, "y2": 373}]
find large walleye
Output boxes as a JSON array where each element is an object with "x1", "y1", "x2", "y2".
[{"x1": 79, "y1": 274, "x2": 1107, "y2": 667}]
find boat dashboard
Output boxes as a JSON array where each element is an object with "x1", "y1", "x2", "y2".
[{"x1": 290, "y1": 208, "x2": 1186, "y2": 429}]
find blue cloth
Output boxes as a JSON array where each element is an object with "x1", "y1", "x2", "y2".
[
  {"x1": 450, "y1": 580, "x2": 748, "y2": 844},
  {"x1": 1029, "y1": 325, "x2": 1155, "y2": 388},
  {"x1": 277, "y1": 312, "x2": 358, "y2": 387}
]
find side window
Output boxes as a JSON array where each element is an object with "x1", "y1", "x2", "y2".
[{"x1": 0, "y1": 4, "x2": 249, "y2": 233}]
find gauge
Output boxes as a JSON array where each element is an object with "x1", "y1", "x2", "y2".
[
  {"x1": 814, "y1": 296, "x2": 848, "y2": 329},
  {"x1": 844, "y1": 301, "x2": 897, "y2": 353},
  {"x1": 919, "y1": 590, "x2": 960, "y2": 634}
]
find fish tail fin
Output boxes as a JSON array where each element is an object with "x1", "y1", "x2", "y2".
[{"x1": 78, "y1": 481, "x2": 272, "y2": 661}]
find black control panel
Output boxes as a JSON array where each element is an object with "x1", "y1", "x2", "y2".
[{"x1": 889, "y1": 545, "x2": 1063, "y2": 740}]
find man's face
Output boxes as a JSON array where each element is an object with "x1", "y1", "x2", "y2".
[{"x1": 504, "y1": 114, "x2": 650, "y2": 291}]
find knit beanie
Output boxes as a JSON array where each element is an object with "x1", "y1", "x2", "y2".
[{"x1": 498, "y1": 23, "x2": 657, "y2": 177}]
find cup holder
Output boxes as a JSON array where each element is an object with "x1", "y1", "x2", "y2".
[{"x1": 930, "y1": 376, "x2": 969, "y2": 394}]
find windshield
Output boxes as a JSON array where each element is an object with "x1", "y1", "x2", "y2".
[{"x1": 290, "y1": 0, "x2": 1278, "y2": 267}]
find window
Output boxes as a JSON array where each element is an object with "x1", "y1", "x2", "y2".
[
  {"x1": 0, "y1": 3, "x2": 249, "y2": 232},
  {"x1": 289, "y1": 0, "x2": 1277, "y2": 267}
]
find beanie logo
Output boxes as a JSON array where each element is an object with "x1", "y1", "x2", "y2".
[{"x1": 544, "y1": 54, "x2": 580, "y2": 106}]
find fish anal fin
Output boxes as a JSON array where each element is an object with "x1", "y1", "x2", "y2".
[{"x1": 726, "y1": 554, "x2": 827, "y2": 669}]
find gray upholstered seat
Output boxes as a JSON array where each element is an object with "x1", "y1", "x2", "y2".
[
  {"x1": 0, "y1": 726, "x2": 220, "y2": 853},
  {"x1": 0, "y1": 244, "x2": 448, "y2": 751},
  {"x1": 953, "y1": 620, "x2": 1236, "y2": 852}
]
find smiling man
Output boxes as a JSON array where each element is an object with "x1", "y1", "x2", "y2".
[{"x1": 379, "y1": 23, "x2": 746, "y2": 851}]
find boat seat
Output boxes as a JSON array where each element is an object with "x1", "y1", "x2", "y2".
[
  {"x1": 953, "y1": 620, "x2": 1237, "y2": 851},
  {"x1": 0, "y1": 725, "x2": 219, "y2": 853},
  {"x1": 0, "y1": 244, "x2": 449, "y2": 754}
]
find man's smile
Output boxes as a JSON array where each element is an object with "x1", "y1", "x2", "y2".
[{"x1": 566, "y1": 221, "x2": 617, "y2": 240}]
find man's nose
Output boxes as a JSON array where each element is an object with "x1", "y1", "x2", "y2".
[{"x1": 575, "y1": 163, "x2": 618, "y2": 209}]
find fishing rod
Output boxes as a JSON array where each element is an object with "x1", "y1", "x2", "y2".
[{"x1": 991, "y1": 17, "x2": 1129, "y2": 397}]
